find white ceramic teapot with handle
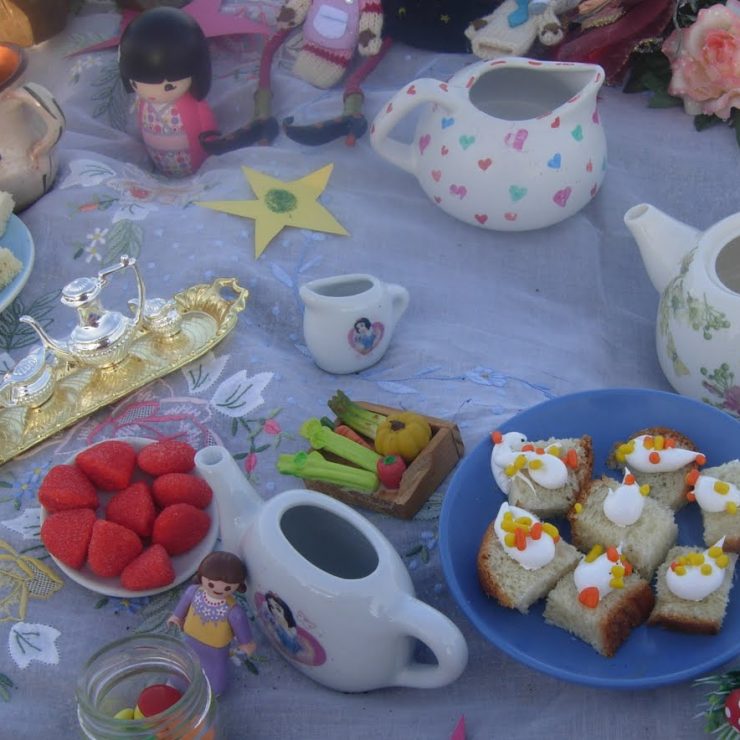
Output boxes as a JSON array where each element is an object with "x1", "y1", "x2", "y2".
[
  {"x1": 624, "y1": 203, "x2": 740, "y2": 417},
  {"x1": 0, "y1": 82, "x2": 65, "y2": 211},
  {"x1": 194, "y1": 445, "x2": 468, "y2": 693},
  {"x1": 370, "y1": 57, "x2": 606, "y2": 231}
]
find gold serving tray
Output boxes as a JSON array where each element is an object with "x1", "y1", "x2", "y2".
[{"x1": 0, "y1": 278, "x2": 248, "y2": 466}]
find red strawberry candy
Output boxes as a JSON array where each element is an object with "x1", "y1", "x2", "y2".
[
  {"x1": 41, "y1": 508, "x2": 96, "y2": 570},
  {"x1": 152, "y1": 503, "x2": 210, "y2": 556},
  {"x1": 76, "y1": 440, "x2": 137, "y2": 491},
  {"x1": 152, "y1": 474, "x2": 212, "y2": 510},
  {"x1": 38, "y1": 464, "x2": 98, "y2": 513},
  {"x1": 137, "y1": 440, "x2": 196, "y2": 476},
  {"x1": 87, "y1": 520, "x2": 143, "y2": 578},
  {"x1": 120, "y1": 545, "x2": 176, "y2": 591},
  {"x1": 106, "y1": 481, "x2": 157, "y2": 538}
]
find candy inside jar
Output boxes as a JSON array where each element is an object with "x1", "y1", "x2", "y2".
[{"x1": 77, "y1": 633, "x2": 219, "y2": 739}]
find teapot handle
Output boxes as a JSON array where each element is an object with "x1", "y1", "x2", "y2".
[
  {"x1": 7, "y1": 83, "x2": 66, "y2": 165},
  {"x1": 388, "y1": 593, "x2": 468, "y2": 689},
  {"x1": 370, "y1": 78, "x2": 460, "y2": 176}
]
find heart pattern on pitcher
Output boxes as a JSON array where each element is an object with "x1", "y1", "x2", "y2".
[
  {"x1": 571, "y1": 125, "x2": 584, "y2": 141},
  {"x1": 459, "y1": 135, "x2": 475, "y2": 150},
  {"x1": 475, "y1": 214, "x2": 488, "y2": 224},
  {"x1": 504, "y1": 129, "x2": 528, "y2": 151},
  {"x1": 418, "y1": 134, "x2": 431, "y2": 155},
  {"x1": 547, "y1": 153, "x2": 561, "y2": 169},
  {"x1": 478, "y1": 158, "x2": 492, "y2": 171},
  {"x1": 553, "y1": 187, "x2": 572, "y2": 207},
  {"x1": 450, "y1": 184, "x2": 468, "y2": 199},
  {"x1": 504, "y1": 212, "x2": 518, "y2": 221},
  {"x1": 431, "y1": 169, "x2": 442, "y2": 182},
  {"x1": 441, "y1": 145, "x2": 449, "y2": 156},
  {"x1": 407, "y1": 84, "x2": 416, "y2": 95},
  {"x1": 441, "y1": 117, "x2": 455, "y2": 129},
  {"x1": 509, "y1": 185, "x2": 527, "y2": 202}
]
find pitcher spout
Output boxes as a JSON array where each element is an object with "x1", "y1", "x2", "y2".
[
  {"x1": 194, "y1": 445, "x2": 263, "y2": 554},
  {"x1": 624, "y1": 204, "x2": 701, "y2": 294}
]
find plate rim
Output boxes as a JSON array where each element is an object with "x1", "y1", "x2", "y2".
[
  {"x1": 439, "y1": 387, "x2": 740, "y2": 689},
  {"x1": 40, "y1": 436, "x2": 219, "y2": 598},
  {"x1": 0, "y1": 214, "x2": 35, "y2": 315}
]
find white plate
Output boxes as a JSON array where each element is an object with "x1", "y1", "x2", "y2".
[
  {"x1": 40, "y1": 437, "x2": 219, "y2": 598},
  {"x1": 0, "y1": 214, "x2": 35, "y2": 315}
]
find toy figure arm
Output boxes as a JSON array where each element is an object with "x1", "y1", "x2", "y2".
[
  {"x1": 276, "y1": 0, "x2": 312, "y2": 30},
  {"x1": 228, "y1": 604, "x2": 255, "y2": 647},
  {"x1": 168, "y1": 584, "x2": 198, "y2": 627},
  {"x1": 358, "y1": 0, "x2": 384, "y2": 57}
]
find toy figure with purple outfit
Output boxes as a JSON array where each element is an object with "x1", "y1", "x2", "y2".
[
  {"x1": 119, "y1": 7, "x2": 217, "y2": 177},
  {"x1": 168, "y1": 551, "x2": 256, "y2": 696}
]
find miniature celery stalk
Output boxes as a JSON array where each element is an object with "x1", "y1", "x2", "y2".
[
  {"x1": 277, "y1": 451, "x2": 378, "y2": 493},
  {"x1": 327, "y1": 390, "x2": 386, "y2": 440},
  {"x1": 300, "y1": 418, "x2": 381, "y2": 472}
]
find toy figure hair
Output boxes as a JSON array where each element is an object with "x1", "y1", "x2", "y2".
[
  {"x1": 119, "y1": 7, "x2": 211, "y2": 100},
  {"x1": 196, "y1": 551, "x2": 247, "y2": 592}
]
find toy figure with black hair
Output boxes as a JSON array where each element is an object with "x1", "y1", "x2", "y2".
[
  {"x1": 200, "y1": 0, "x2": 507, "y2": 153},
  {"x1": 119, "y1": 6, "x2": 218, "y2": 177}
]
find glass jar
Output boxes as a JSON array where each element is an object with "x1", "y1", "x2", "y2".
[{"x1": 77, "y1": 634, "x2": 219, "y2": 740}]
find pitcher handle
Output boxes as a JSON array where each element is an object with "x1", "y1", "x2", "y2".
[
  {"x1": 387, "y1": 283, "x2": 410, "y2": 322},
  {"x1": 370, "y1": 78, "x2": 459, "y2": 176},
  {"x1": 11, "y1": 83, "x2": 66, "y2": 165},
  {"x1": 388, "y1": 594, "x2": 468, "y2": 689}
]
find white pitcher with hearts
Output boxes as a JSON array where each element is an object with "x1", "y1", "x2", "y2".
[{"x1": 370, "y1": 57, "x2": 606, "y2": 232}]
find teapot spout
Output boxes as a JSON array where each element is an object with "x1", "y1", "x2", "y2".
[
  {"x1": 194, "y1": 446, "x2": 263, "y2": 554},
  {"x1": 624, "y1": 204, "x2": 700, "y2": 293},
  {"x1": 18, "y1": 315, "x2": 75, "y2": 363}
]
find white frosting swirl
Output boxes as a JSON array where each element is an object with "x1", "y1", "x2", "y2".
[
  {"x1": 620, "y1": 434, "x2": 701, "y2": 473},
  {"x1": 490, "y1": 431, "x2": 568, "y2": 494},
  {"x1": 666, "y1": 539, "x2": 727, "y2": 601},
  {"x1": 493, "y1": 502, "x2": 556, "y2": 570},
  {"x1": 693, "y1": 474, "x2": 740, "y2": 513},
  {"x1": 602, "y1": 469, "x2": 646, "y2": 527},
  {"x1": 573, "y1": 546, "x2": 627, "y2": 600}
]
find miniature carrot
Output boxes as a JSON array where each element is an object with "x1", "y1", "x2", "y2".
[
  {"x1": 578, "y1": 586, "x2": 600, "y2": 609},
  {"x1": 334, "y1": 424, "x2": 374, "y2": 450}
]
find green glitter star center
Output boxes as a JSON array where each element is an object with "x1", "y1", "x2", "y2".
[{"x1": 265, "y1": 188, "x2": 298, "y2": 214}]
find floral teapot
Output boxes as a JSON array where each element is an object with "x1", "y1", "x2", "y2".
[
  {"x1": 625, "y1": 204, "x2": 740, "y2": 417},
  {"x1": 370, "y1": 57, "x2": 606, "y2": 231},
  {"x1": 0, "y1": 82, "x2": 65, "y2": 211}
]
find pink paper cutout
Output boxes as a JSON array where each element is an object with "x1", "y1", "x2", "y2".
[{"x1": 69, "y1": 0, "x2": 271, "y2": 57}]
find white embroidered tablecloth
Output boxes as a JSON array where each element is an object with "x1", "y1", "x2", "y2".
[{"x1": 1, "y1": 2, "x2": 738, "y2": 738}]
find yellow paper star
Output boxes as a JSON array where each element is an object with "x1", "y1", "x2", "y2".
[{"x1": 196, "y1": 164, "x2": 349, "y2": 258}]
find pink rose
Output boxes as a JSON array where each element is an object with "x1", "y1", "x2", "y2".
[
  {"x1": 662, "y1": 3, "x2": 740, "y2": 120},
  {"x1": 263, "y1": 418, "x2": 281, "y2": 435},
  {"x1": 244, "y1": 452, "x2": 258, "y2": 473}
]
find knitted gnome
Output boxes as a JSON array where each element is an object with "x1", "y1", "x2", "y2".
[
  {"x1": 465, "y1": 0, "x2": 580, "y2": 59},
  {"x1": 277, "y1": 0, "x2": 385, "y2": 89}
]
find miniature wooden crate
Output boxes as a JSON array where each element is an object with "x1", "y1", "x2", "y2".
[{"x1": 303, "y1": 402, "x2": 464, "y2": 520}]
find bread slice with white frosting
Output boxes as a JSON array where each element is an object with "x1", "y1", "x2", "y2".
[
  {"x1": 491, "y1": 431, "x2": 593, "y2": 519},
  {"x1": 648, "y1": 542, "x2": 737, "y2": 634},
  {"x1": 543, "y1": 545, "x2": 655, "y2": 656},
  {"x1": 687, "y1": 461, "x2": 740, "y2": 553},
  {"x1": 568, "y1": 473, "x2": 678, "y2": 579},
  {"x1": 477, "y1": 502, "x2": 580, "y2": 613},
  {"x1": 608, "y1": 427, "x2": 705, "y2": 511}
]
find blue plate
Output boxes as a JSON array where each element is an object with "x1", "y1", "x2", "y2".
[
  {"x1": 439, "y1": 388, "x2": 740, "y2": 689},
  {"x1": 0, "y1": 214, "x2": 35, "y2": 314}
]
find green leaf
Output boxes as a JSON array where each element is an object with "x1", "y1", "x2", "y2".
[
  {"x1": 647, "y1": 91, "x2": 683, "y2": 109},
  {"x1": 94, "y1": 597, "x2": 109, "y2": 609},
  {"x1": 694, "y1": 114, "x2": 723, "y2": 131},
  {"x1": 241, "y1": 656, "x2": 259, "y2": 675},
  {"x1": 253, "y1": 443, "x2": 270, "y2": 454},
  {"x1": 103, "y1": 219, "x2": 143, "y2": 265},
  {"x1": 233, "y1": 452, "x2": 248, "y2": 460}
]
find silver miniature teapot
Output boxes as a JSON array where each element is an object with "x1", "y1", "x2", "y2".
[
  {"x1": 20, "y1": 255, "x2": 146, "y2": 368},
  {"x1": 0, "y1": 346, "x2": 57, "y2": 409}
]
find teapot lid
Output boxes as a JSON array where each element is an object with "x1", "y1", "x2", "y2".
[
  {"x1": 61, "y1": 277, "x2": 102, "y2": 308},
  {"x1": 4, "y1": 346, "x2": 48, "y2": 383}
]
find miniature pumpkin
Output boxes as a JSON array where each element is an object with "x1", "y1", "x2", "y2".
[{"x1": 374, "y1": 412, "x2": 432, "y2": 462}]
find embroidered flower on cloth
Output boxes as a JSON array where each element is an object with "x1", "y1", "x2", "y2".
[{"x1": 662, "y1": 2, "x2": 740, "y2": 120}]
